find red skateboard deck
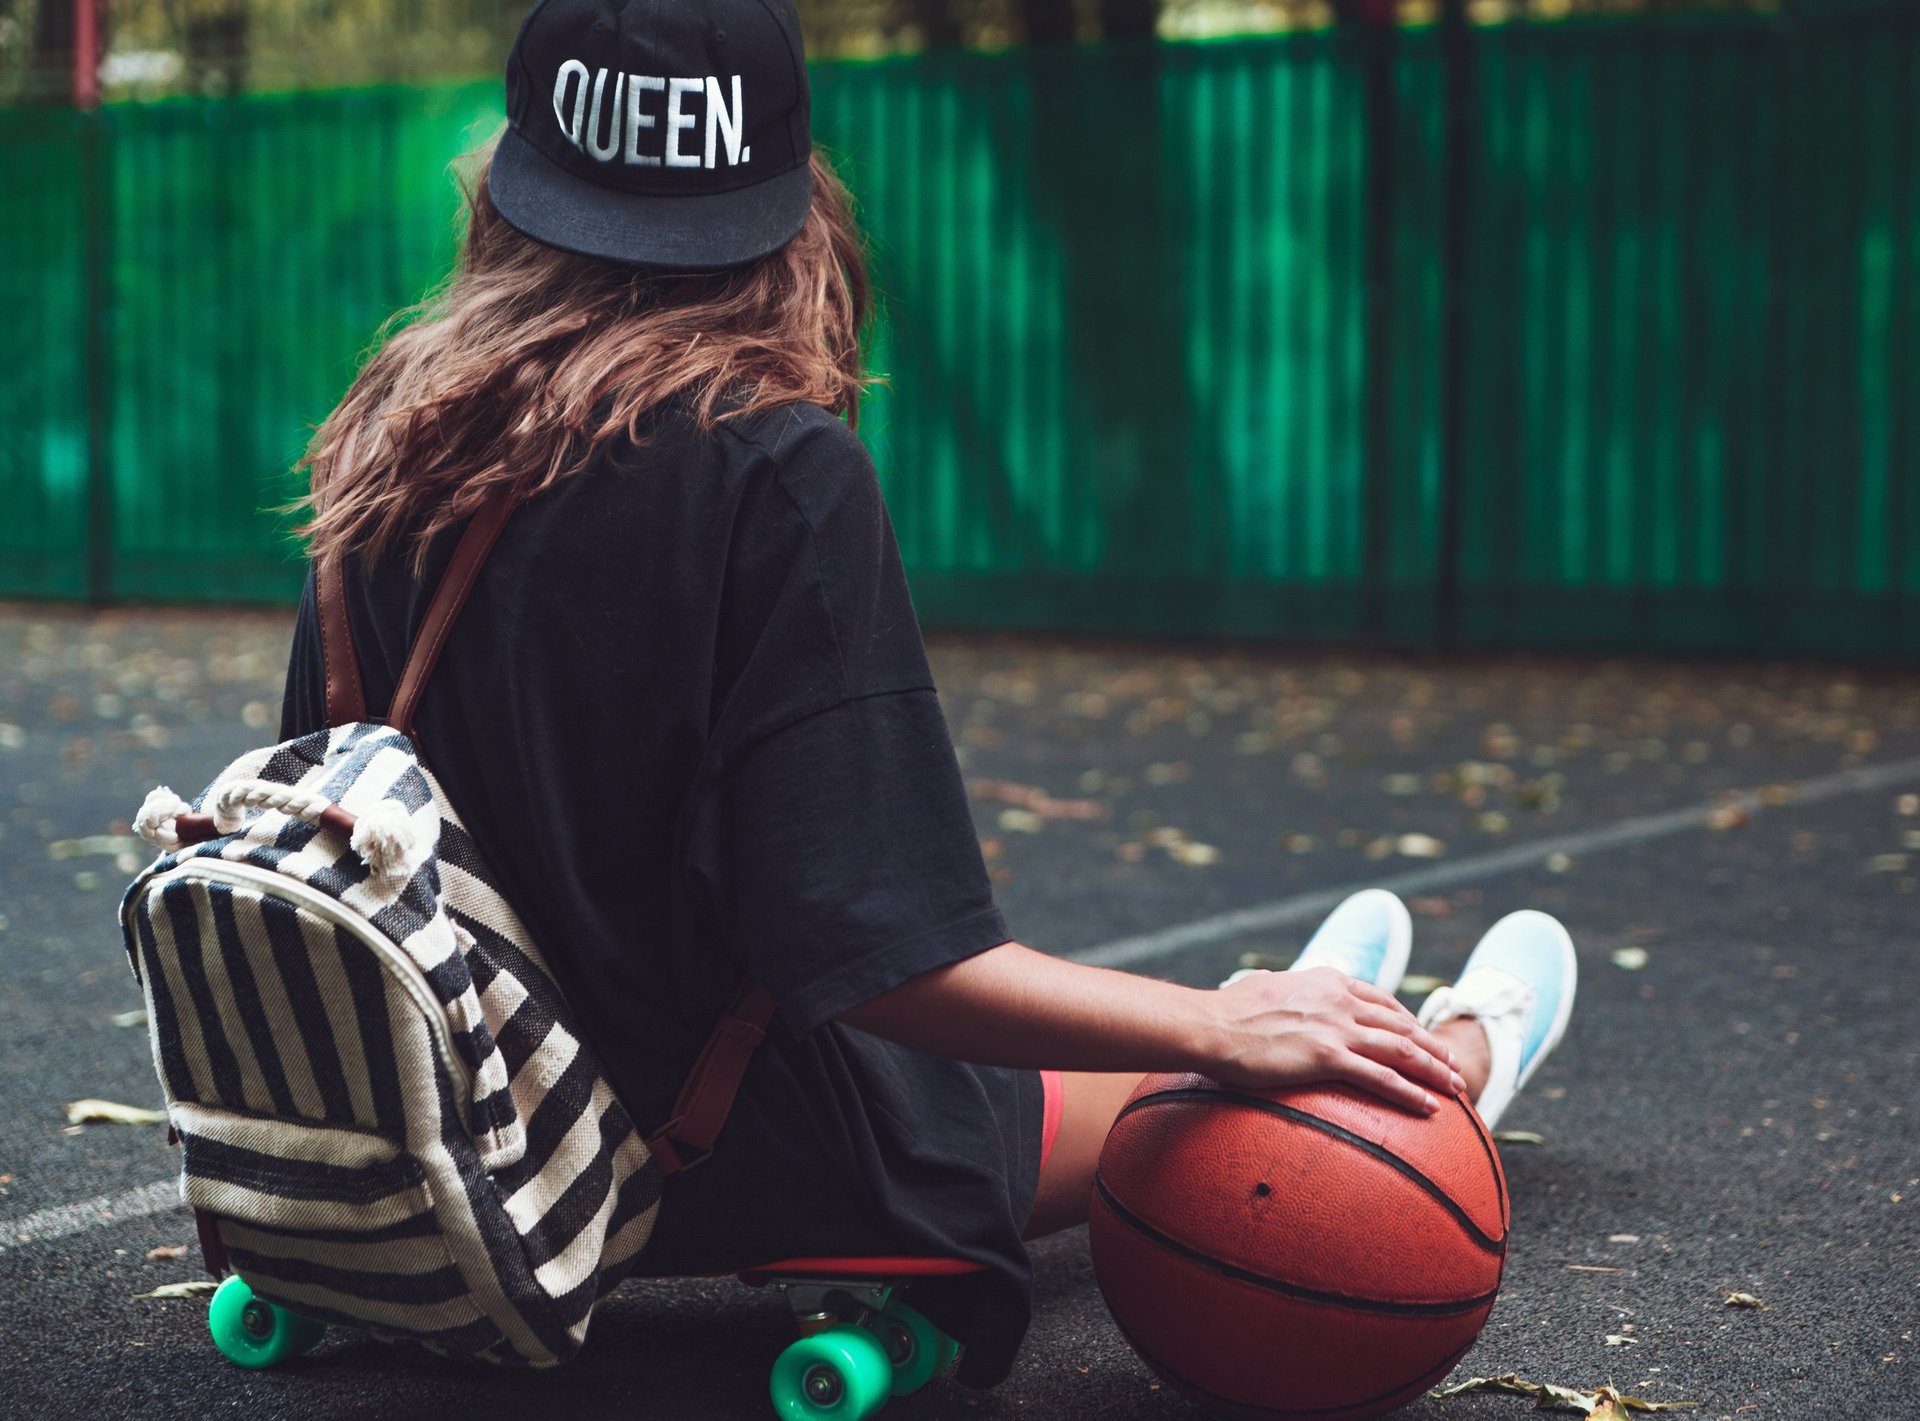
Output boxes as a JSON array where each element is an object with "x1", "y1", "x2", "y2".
[{"x1": 738, "y1": 1255, "x2": 985, "y2": 1284}]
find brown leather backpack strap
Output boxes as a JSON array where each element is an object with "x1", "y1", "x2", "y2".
[
  {"x1": 646, "y1": 982, "x2": 778, "y2": 1177},
  {"x1": 386, "y1": 495, "x2": 516, "y2": 737},
  {"x1": 315, "y1": 553, "x2": 368, "y2": 726}
]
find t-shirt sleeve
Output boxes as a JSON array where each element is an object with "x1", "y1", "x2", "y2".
[
  {"x1": 693, "y1": 689, "x2": 1010, "y2": 1038},
  {"x1": 683, "y1": 411, "x2": 1010, "y2": 1038}
]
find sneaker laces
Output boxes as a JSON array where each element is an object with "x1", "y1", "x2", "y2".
[
  {"x1": 1418, "y1": 968, "x2": 1536, "y2": 1130},
  {"x1": 1417, "y1": 971, "x2": 1533, "y2": 1032}
]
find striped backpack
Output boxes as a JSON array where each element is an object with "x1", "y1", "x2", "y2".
[{"x1": 119, "y1": 498, "x2": 775, "y2": 1367}]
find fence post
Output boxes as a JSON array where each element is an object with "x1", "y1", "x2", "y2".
[
  {"x1": 76, "y1": 0, "x2": 114, "y2": 605},
  {"x1": 1359, "y1": 0, "x2": 1398, "y2": 646},
  {"x1": 1435, "y1": 0, "x2": 1472, "y2": 650}
]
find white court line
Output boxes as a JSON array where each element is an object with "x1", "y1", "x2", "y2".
[
  {"x1": 0, "y1": 1177, "x2": 179, "y2": 1253},
  {"x1": 1068, "y1": 754, "x2": 1920, "y2": 970},
  {"x1": 6, "y1": 753, "x2": 1918, "y2": 1252}
]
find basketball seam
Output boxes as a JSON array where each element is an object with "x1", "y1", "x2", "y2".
[
  {"x1": 1453, "y1": 1092, "x2": 1511, "y2": 1233},
  {"x1": 1115, "y1": 1087, "x2": 1507, "y2": 1255},
  {"x1": 1091, "y1": 1175, "x2": 1500, "y2": 1318}
]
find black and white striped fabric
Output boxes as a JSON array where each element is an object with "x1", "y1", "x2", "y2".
[{"x1": 119, "y1": 722, "x2": 660, "y2": 1366}]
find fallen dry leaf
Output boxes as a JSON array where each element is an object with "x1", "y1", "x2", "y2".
[
  {"x1": 1598, "y1": 1383, "x2": 1700, "y2": 1414},
  {"x1": 1723, "y1": 1291, "x2": 1767, "y2": 1309},
  {"x1": 1432, "y1": 1375, "x2": 1696, "y2": 1414},
  {"x1": 1898, "y1": 794, "x2": 1918, "y2": 817},
  {"x1": 47, "y1": 834, "x2": 147, "y2": 874},
  {"x1": 1482, "y1": 724, "x2": 1522, "y2": 759},
  {"x1": 1456, "y1": 760, "x2": 1515, "y2": 790},
  {"x1": 1611, "y1": 947, "x2": 1649, "y2": 971},
  {"x1": 1431, "y1": 1375, "x2": 1540, "y2": 1401},
  {"x1": 1546, "y1": 851, "x2": 1575, "y2": 874},
  {"x1": 968, "y1": 779, "x2": 1106, "y2": 821},
  {"x1": 146, "y1": 1245, "x2": 188, "y2": 1262},
  {"x1": 1397, "y1": 833, "x2": 1446, "y2": 859},
  {"x1": 1603, "y1": 1334, "x2": 1637, "y2": 1347},
  {"x1": 131, "y1": 1280, "x2": 219, "y2": 1301},
  {"x1": 1538, "y1": 1380, "x2": 1602, "y2": 1411},
  {"x1": 64, "y1": 1099, "x2": 167, "y2": 1126},
  {"x1": 1399, "y1": 973, "x2": 1447, "y2": 995},
  {"x1": 1566, "y1": 1264, "x2": 1626, "y2": 1274},
  {"x1": 1705, "y1": 804, "x2": 1748, "y2": 831},
  {"x1": 112, "y1": 1009, "x2": 148, "y2": 1029}
]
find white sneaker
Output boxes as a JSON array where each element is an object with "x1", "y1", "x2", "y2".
[
  {"x1": 1219, "y1": 889, "x2": 1412, "y2": 993},
  {"x1": 1415, "y1": 909, "x2": 1577, "y2": 1130}
]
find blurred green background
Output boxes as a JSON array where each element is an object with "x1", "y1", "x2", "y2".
[{"x1": 1, "y1": 0, "x2": 1915, "y2": 656}]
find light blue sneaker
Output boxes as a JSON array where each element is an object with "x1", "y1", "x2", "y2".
[
  {"x1": 1415, "y1": 909, "x2": 1577, "y2": 1130},
  {"x1": 1220, "y1": 889, "x2": 1412, "y2": 993}
]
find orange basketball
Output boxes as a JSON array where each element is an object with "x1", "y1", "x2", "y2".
[{"x1": 1088, "y1": 1072, "x2": 1508, "y2": 1421}]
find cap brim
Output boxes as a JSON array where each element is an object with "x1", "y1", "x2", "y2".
[{"x1": 488, "y1": 125, "x2": 814, "y2": 272}]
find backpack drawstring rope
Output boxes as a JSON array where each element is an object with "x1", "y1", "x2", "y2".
[{"x1": 134, "y1": 780, "x2": 435, "y2": 883}]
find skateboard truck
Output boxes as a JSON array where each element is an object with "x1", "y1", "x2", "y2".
[{"x1": 738, "y1": 1256, "x2": 982, "y2": 1417}]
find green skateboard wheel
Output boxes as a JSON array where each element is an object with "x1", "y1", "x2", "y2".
[
  {"x1": 769, "y1": 1325, "x2": 894, "y2": 1420},
  {"x1": 866, "y1": 1300, "x2": 954, "y2": 1397},
  {"x1": 208, "y1": 1275, "x2": 326, "y2": 1369}
]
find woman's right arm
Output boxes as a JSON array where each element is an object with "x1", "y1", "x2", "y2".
[{"x1": 836, "y1": 940, "x2": 1465, "y2": 1115}]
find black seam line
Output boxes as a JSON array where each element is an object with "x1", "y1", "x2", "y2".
[
  {"x1": 1107, "y1": 1308, "x2": 1480, "y2": 1421},
  {"x1": 1454, "y1": 1090, "x2": 1511, "y2": 1232},
  {"x1": 1091, "y1": 1176, "x2": 1501, "y2": 1319},
  {"x1": 1115, "y1": 1087, "x2": 1508, "y2": 1257}
]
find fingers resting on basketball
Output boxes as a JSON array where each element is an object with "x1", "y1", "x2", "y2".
[{"x1": 1208, "y1": 965, "x2": 1459, "y2": 1114}]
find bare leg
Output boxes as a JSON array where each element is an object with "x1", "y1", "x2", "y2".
[
  {"x1": 1022, "y1": 1070, "x2": 1149, "y2": 1241},
  {"x1": 1433, "y1": 1017, "x2": 1491, "y2": 1104}
]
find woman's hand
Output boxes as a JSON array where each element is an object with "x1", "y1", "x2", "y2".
[{"x1": 1204, "y1": 966, "x2": 1465, "y2": 1114}]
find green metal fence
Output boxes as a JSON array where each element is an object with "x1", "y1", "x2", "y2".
[{"x1": 3, "y1": 7, "x2": 1916, "y2": 656}]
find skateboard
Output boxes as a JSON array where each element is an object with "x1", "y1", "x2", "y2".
[
  {"x1": 205, "y1": 1254, "x2": 984, "y2": 1420},
  {"x1": 737, "y1": 1255, "x2": 983, "y2": 1418}
]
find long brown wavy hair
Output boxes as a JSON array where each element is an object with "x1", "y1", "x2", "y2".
[{"x1": 296, "y1": 136, "x2": 873, "y2": 572}]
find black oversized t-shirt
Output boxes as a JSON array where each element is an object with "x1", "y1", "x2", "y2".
[{"x1": 279, "y1": 401, "x2": 1043, "y2": 1387}]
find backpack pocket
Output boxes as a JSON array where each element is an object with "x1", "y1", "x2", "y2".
[{"x1": 171, "y1": 1100, "x2": 496, "y2": 1345}]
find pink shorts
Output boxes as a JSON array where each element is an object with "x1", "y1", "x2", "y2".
[{"x1": 1038, "y1": 1069, "x2": 1064, "y2": 1171}]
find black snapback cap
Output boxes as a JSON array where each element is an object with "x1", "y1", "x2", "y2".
[{"x1": 489, "y1": 0, "x2": 814, "y2": 270}]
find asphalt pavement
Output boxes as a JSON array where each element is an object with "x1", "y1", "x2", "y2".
[{"x1": 1, "y1": 605, "x2": 1916, "y2": 1420}]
